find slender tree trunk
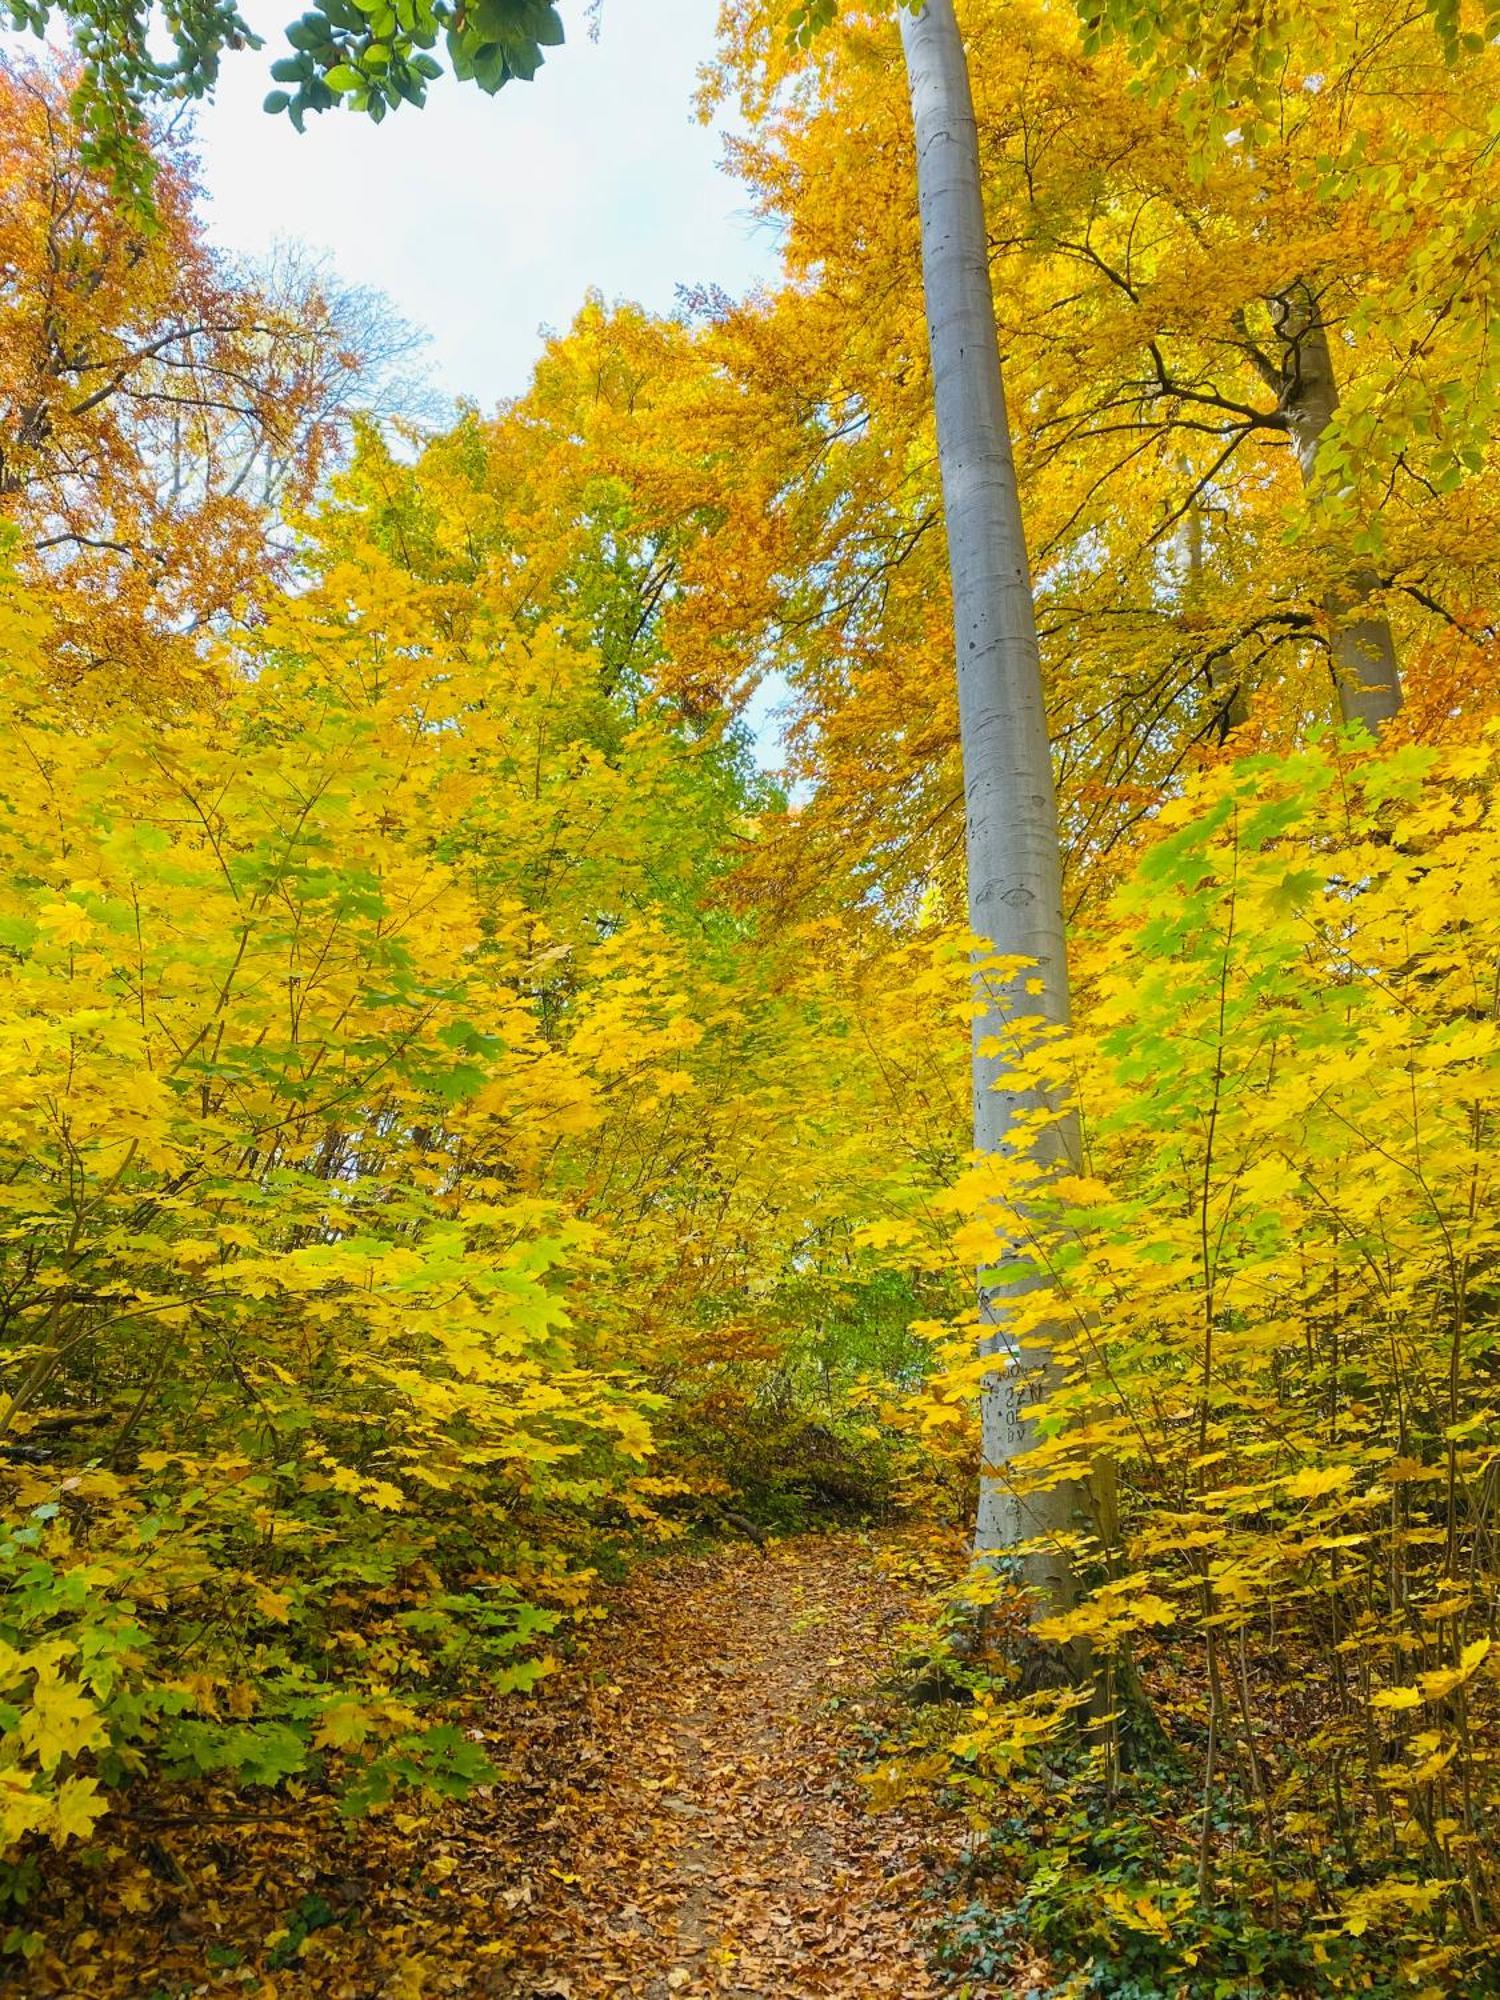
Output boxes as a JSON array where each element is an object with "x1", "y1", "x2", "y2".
[
  {"x1": 899, "y1": 0, "x2": 1080, "y2": 1607},
  {"x1": 1272, "y1": 282, "x2": 1402, "y2": 733},
  {"x1": 1185, "y1": 494, "x2": 1247, "y2": 739}
]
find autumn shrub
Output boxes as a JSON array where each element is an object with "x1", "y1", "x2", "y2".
[
  {"x1": 0, "y1": 394, "x2": 965, "y2": 1947},
  {"x1": 654, "y1": 1268, "x2": 948, "y2": 1528},
  {"x1": 663, "y1": 1382, "x2": 892, "y2": 1527},
  {"x1": 895, "y1": 733, "x2": 1500, "y2": 1995},
  {"x1": 0, "y1": 544, "x2": 739, "y2": 1914}
]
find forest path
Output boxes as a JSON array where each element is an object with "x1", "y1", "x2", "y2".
[
  {"x1": 470, "y1": 1532, "x2": 958, "y2": 1999},
  {"x1": 18, "y1": 1535, "x2": 975, "y2": 2000}
]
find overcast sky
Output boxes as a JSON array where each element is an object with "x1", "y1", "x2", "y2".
[{"x1": 191, "y1": 0, "x2": 782, "y2": 410}]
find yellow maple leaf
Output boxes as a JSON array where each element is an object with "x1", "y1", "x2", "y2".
[
  {"x1": 1284, "y1": 1465, "x2": 1356, "y2": 1501},
  {"x1": 19, "y1": 1677, "x2": 107, "y2": 1772},
  {"x1": 36, "y1": 900, "x2": 94, "y2": 947},
  {"x1": 172, "y1": 1237, "x2": 221, "y2": 1267},
  {"x1": 1370, "y1": 1683, "x2": 1424, "y2": 1712},
  {"x1": 0, "y1": 1768, "x2": 53, "y2": 1845},
  {"x1": 50, "y1": 1774, "x2": 108, "y2": 1846},
  {"x1": 313, "y1": 1699, "x2": 373, "y2": 1750}
]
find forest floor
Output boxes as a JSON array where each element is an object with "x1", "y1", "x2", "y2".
[{"x1": 18, "y1": 1532, "x2": 1013, "y2": 2000}]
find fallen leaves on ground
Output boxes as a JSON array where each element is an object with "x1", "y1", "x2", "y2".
[
  {"x1": 7, "y1": 1533, "x2": 988, "y2": 1998},
  {"x1": 478, "y1": 1533, "x2": 956, "y2": 1999}
]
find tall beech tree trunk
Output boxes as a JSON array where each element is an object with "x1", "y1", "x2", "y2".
[
  {"x1": 1272, "y1": 282, "x2": 1403, "y2": 733},
  {"x1": 899, "y1": 0, "x2": 1080, "y2": 1605}
]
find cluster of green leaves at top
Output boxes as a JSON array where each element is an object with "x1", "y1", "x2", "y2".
[
  {"x1": 0, "y1": 0, "x2": 561, "y2": 198},
  {"x1": 0, "y1": 0, "x2": 255, "y2": 201},
  {"x1": 265, "y1": 0, "x2": 562, "y2": 129}
]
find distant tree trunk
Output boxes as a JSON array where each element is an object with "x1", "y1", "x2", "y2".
[
  {"x1": 1185, "y1": 494, "x2": 1246, "y2": 739},
  {"x1": 898, "y1": 0, "x2": 1081, "y2": 1610},
  {"x1": 1271, "y1": 282, "x2": 1403, "y2": 733}
]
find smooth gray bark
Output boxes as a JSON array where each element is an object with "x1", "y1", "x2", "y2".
[
  {"x1": 1272, "y1": 283, "x2": 1403, "y2": 733},
  {"x1": 898, "y1": 0, "x2": 1080, "y2": 1601}
]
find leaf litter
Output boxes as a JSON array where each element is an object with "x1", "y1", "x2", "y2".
[{"x1": 10, "y1": 1533, "x2": 989, "y2": 1998}]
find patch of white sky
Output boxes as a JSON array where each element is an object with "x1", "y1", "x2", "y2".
[{"x1": 184, "y1": 0, "x2": 793, "y2": 766}]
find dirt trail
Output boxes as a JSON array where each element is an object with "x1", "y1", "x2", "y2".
[
  {"x1": 14, "y1": 1534, "x2": 971, "y2": 1999},
  {"x1": 478, "y1": 1533, "x2": 956, "y2": 1999}
]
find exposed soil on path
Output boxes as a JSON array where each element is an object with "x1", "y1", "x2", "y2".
[{"x1": 14, "y1": 1533, "x2": 979, "y2": 1999}]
